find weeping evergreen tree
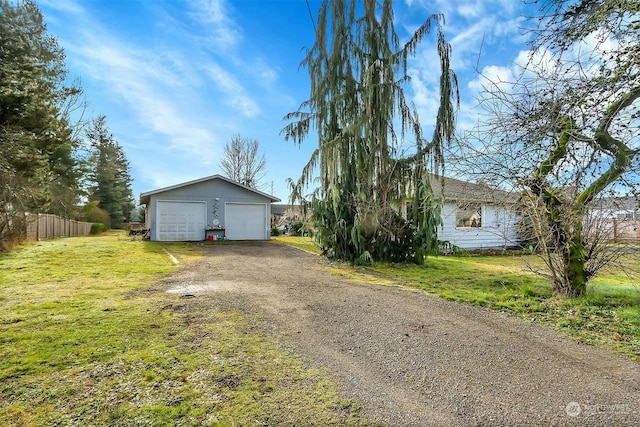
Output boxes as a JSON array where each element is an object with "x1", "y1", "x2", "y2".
[{"x1": 282, "y1": 0, "x2": 458, "y2": 264}]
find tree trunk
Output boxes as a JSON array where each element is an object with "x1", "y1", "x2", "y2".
[
  {"x1": 556, "y1": 231, "x2": 588, "y2": 297},
  {"x1": 538, "y1": 187, "x2": 589, "y2": 297}
]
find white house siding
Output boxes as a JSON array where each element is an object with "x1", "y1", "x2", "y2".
[{"x1": 439, "y1": 203, "x2": 520, "y2": 250}]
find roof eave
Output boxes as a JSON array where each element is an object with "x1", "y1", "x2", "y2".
[{"x1": 138, "y1": 174, "x2": 281, "y2": 205}]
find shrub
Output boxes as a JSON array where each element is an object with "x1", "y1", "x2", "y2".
[
  {"x1": 289, "y1": 221, "x2": 305, "y2": 236},
  {"x1": 90, "y1": 223, "x2": 110, "y2": 235},
  {"x1": 81, "y1": 202, "x2": 112, "y2": 225},
  {"x1": 0, "y1": 213, "x2": 26, "y2": 252}
]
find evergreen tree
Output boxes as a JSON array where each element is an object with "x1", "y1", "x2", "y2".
[
  {"x1": 0, "y1": 0, "x2": 83, "y2": 246},
  {"x1": 282, "y1": 0, "x2": 458, "y2": 264},
  {"x1": 85, "y1": 116, "x2": 134, "y2": 227}
]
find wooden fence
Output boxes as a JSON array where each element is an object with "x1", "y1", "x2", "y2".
[
  {"x1": 25, "y1": 213, "x2": 93, "y2": 241},
  {"x1": 611, "y1": 218, "x2": 640, "y2": 243}
]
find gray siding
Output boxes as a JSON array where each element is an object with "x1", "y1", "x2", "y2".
[{"x1": 146, "y1": 179, "x2": 272, "y2": 241}]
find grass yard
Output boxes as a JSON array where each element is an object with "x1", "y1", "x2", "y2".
[
  {"x1": 0, "y1": 232, "x2": 372, "y2": 426},
  {"x1": 5, "y1": 232, "x2": 635, "y2": 426},
  {"x1": 271, "y1": 235, "x2": 322, "y2": 254}
]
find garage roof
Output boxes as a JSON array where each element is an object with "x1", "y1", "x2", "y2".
[{"x1": 139, "y1": 174, "x2": 281, "y2": 206}]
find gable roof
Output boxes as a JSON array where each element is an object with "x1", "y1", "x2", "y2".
[
  {"x1": 271, "y1": 203, "x2": 301, "y2": 215},
  {"x1": 430, "y1": 175, "x2": 515, "y2": 204},
  {"x1": 139, "y1": 174, "x2": 281, "y2": 205}
]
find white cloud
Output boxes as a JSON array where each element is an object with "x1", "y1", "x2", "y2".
[
  {"x1": 140, "y1": 163, "x2": 210, "y2": 191},
  {"x1": 468, "y1": 64, "x2": 518, "y2": 94},
  {"x1": 74, "y1": 40, "x2": 216, "y2": 151},
  {"x1": 456, "y1": 2, "x2": 483, "y2": 19},
  {"x1": 252, "y1": 58, "x2": 280, "y2": 88},
  {"x1": 400, "y1": 0, "x2": 540, "y2": 137},
  {"x1": 41, "y1": 2, "x2": 225, "y2": 162},
  {"x1": 447, "y1": 17, "x2": 494, "y2": 70},
  {"x1": 203, "y1": 63, "x2": 261, "y2": 117},
  {"x1": 408, "y1": 67, "x2": 441, "y2": 126},
  {"x1": 189, "y1": 0, "x2": 242, "y2": 52},
  {"x1": 44, "y1": 0, "x2": 279, "y2": 177}
]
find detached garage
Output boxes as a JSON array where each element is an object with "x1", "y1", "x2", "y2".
[{"x1": 139, "y1": 175, "x2": 280, "y2": 242}]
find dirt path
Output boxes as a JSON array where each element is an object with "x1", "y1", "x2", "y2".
[{"x1": 162, "y1": 242, "x2": 640, "y2": 426}]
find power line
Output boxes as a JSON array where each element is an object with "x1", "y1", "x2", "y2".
[{"x1": 306, "y1": 0, "x2": 317, "y2": 34}]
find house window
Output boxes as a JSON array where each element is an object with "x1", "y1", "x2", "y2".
[{"x1": 456, "y1": 204, "x2": 482, "y2": 228}]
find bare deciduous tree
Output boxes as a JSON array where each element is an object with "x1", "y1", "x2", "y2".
[
  {"x1": 460, "y1": 0, "x2": 640, "y2": 297},
  {"x1": 219, "y1": 134, "x2": 267, "y2": 190}
]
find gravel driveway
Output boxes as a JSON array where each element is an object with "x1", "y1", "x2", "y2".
[{"x1": 163, "y1": 242, "x2": 640, "y2": 426}]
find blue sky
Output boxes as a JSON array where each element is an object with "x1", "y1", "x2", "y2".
[{"x1": 38, "y1": 0, "x2": 540, "y2": 203}]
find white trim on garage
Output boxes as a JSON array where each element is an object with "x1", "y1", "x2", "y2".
[
  {"x1": 156, "y1": 200, "x2": 207, "y2": 241},
  {"x1": 225, "y1": 203, "x2": 268, "y2": 240}
]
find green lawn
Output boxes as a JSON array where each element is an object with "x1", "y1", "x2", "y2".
[
  {"x1": 271, "y1": 234, "x2": 322, "y2": 254},
  {"x1": 0, "y1": 232, "x2": 372, "y2": 426}
]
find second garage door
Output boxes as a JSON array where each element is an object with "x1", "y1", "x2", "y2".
[{"x1": 225, "y1": 203, "x2": 267, "y2": 240}]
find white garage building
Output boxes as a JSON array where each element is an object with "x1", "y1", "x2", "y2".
[{"x1": 139, "y1": 175, "x2": 280, "y2": 242}]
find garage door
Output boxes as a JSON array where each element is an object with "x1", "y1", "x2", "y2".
[
  {"x1": 156, "y1": 201, "x2": 206, "y2": 241},
  {"x1": 225, "y1": 203, "x2": 267, "y2": 240}
]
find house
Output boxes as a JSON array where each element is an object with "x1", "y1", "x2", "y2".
[
  {"x1": 272, "y1": 176, "x2": 519, "y2": 250},
  {"x1": 430, "y1": 176, "x2": 520, "y2": 250},
  {"x1": 590, "y1": 197, "x2": 640, "y2": 243},
  {"x1": 139, "y1": 175, "x2": 280, "y2": 242},
  {"x1": 271, "y1": 203, "x2": 303, "y2": 231}
]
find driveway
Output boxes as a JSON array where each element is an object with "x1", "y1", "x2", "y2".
[{"x1": 162, "y1": 242, "x2": 640, "y2": 426}]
